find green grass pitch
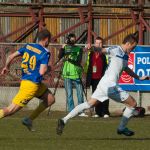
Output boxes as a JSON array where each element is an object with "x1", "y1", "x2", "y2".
[{"x1": 0, "y1": 111, "x2": 150, "y2": 150}]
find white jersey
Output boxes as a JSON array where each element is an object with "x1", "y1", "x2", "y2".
[
  {"x1": 92, "y1": 46, "x2": 130, "y2": 102},
  {"x1": 99, "y1": 46, "x2": 129, "y2": 87}
]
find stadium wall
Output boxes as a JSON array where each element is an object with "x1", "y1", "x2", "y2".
[{"x1": 0, "y1": 87, "x2": 150, "y2": 115}]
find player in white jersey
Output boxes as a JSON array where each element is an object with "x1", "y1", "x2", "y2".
[
  {"x1": 56, "y1": 33, "x2": 150, "y2": 136},
  {"x1": 92, "y1": 45, "x2": 130, "y2": 103}
]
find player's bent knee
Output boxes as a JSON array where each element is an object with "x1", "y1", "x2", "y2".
[{"x1": 88, "y1": 98, "x2": 97, "y2": 107}]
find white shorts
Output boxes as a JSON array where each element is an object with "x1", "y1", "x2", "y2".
[{"x1": 91, "y1": 83, "x2": 129, "y2": 103}]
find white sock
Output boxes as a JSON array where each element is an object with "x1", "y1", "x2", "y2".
[
  {"x1": 118, "y1": 107, "x2": 135, "y2": 130},
  {"x1": 123, "y1": 107, "x2": 135, "y2": 118},
  {"x1": 63, "y1": 102, "x2": 91, "y2": 124}
]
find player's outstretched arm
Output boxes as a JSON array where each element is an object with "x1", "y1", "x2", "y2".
[
  {"x1": 138, "y1": 76, "x2": 150, "y2": 81},
  {"x1": 1, "y1": 51, "x2": 21, "y2": 75},
  {"x1": 101, "y1": 48, "x2": 107, "y2": 54},
  {"x1": 124, "y1": 67, "x2": 150, "y2": 80}
]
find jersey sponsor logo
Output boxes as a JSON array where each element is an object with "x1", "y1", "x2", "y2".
[
  {"x1": 26, "y1": 45, "x2": 41, "y2": 54},
  {"x1": 119, "y1": 53, "x2": 134, "y2": 84}
]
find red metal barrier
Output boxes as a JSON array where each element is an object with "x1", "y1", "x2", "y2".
[{"x1": 0, "y1": 43, "x2": 87, "y2": 88}]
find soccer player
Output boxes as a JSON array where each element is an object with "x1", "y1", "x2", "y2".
[
  {"x1": 1, "y1": 29, "x2": 55, "y2": 131},
  {"x1": 56, "y1": 33, "x2": 150, "y2": 136}
]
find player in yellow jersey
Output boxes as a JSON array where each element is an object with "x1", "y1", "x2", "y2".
[{"x1": 1, "y1": 29, "x2": 55, "y2": 131}]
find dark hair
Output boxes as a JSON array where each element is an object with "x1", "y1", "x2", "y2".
[
  {"x1": 66, "y1": 33, "x2": 76, "y2": 44},
  {"x1": 133, "y1": 31, "x2": 139, "y2": 39},
  {"x1": 67, "y1": 33, "x2": 76, "y2": 39},
  {"x1": 95, "y1": 36, "x2": 103, "y2": 41},
  {"x1": 122, "y1": 33, "x2": 138, "y2": 44},
  {"x1": 38, "y1": 29, "x2": 51, "y2": 41}
]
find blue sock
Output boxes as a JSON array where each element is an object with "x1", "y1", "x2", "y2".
[
  {"x1": 118, "y1": 107, "x2": 135, "y2": 131},
  {"x1": 118, "y1": 116, "x2": 129, "y2": 131}
]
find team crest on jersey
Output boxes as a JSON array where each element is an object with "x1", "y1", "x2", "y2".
[{"x1": 119, "y1": 53, "x2": 135, "y2": 84}]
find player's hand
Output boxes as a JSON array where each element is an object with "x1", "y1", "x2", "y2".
[
  {"x1": 62, "y1": 44, "x2": 66, "y2": 48},
  {"x1": 85, "y1": 43, "x2": 91, "y2": 50},
  {"x1": 139, "y1": 76, "x2": 150, "y2": 80},
  {"x1": 1, "y1": 67, "x2": 9, "y2": 75}
]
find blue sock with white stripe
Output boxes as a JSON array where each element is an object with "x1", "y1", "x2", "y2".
[{"x1": 118, "y1": 107, "x2": 135, "y2": 131}]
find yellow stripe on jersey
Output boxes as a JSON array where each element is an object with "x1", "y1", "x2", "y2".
[{"x1": 26, "y1": 45, "x2": 41, "y2": 54}]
